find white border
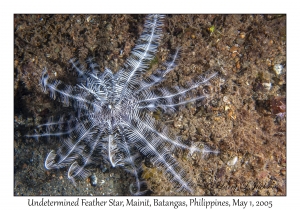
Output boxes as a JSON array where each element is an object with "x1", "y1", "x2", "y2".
[{"x1": 2, "y1": 1, "x2": 298, "y2": 209}]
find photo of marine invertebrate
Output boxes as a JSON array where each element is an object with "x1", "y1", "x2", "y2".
[{"x1": 14, "y1": 14, "x2": 286, "y2": 196}]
